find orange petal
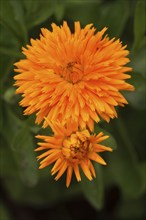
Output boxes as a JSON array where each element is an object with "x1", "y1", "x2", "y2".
[
  {"x1": 40, "y1": 150, "x2": 61, "y2": 165},
  {"x1": 66, "y1": 166, "x2": 73, "y2": 187},
  {"x1": 51, "y1": 158, "x2": 64, "y2": 175},
  {"x1": 80, "y1": 161, "x2": 92, "y2": 181},
  {"x1": 88, "y1": 152, "x2": 107, "y2": 165},
  {"x1": 74, "y1": 164, "x2": 81, "y2": 182},
  {"x1": 55, "y1": 161, "x2": 68, "y2": 181}
]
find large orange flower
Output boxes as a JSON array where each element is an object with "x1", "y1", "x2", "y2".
[
  {"x1": 35, "y1": 122, "x2": 112, "y2": 187},
  {"x1": 14, "y1": 21, "x2": 134, "y2": 130}
]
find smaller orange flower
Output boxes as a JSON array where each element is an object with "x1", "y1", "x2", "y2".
[{"x1": 35, "y1": 122, "x2": 112, "y2": 187}]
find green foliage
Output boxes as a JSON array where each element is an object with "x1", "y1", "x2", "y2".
[
  {"x1": 11, "y1": 124, "x2": 39, "y2": 186},
  {"x1": 0, "y1": 202, "x2": 11, "y2": 220},
  {"x1": 108, "y1": 138, "x2": 143, "y2": 198},
  {"x1": 97, "y1": 0, "x2": 130, "y2": 37},
  {"x1": 133, "y1": 0, "x2": 146, "y2": 51},
  {"x1": 0, "y1": 0, "x2": 145, "y2": 219},
  {"x1": 81, "y1": 164, "x2": 104, "y2": 210},
  {"x1": 22, "y1": 0, "x2": 56, "y2": 29},
  {"x1": 124, "y1": 71, "x2": 146, "y2": 110},
  {"x1": 116, "y1": 196, "x2": 146, "y2": 220},
  {"x1": 0, "y1": 0, "x2": 27, "y2": 43}
]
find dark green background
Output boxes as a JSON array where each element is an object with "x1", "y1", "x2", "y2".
[{"x1": 0, "y1": 0, "x2": 146, "y2": 219}]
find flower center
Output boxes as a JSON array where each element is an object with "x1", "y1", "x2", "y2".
[
  {"x1": 62, "y1": 130, "x2": 92, "y2": 163},
  {"x1": 61, "y1": 61, "x2": 83, "y2": 83}
]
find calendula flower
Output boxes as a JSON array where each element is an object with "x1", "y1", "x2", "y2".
[
  {"x1": 14, "y1": 21, "x2": 134, "y2": 130},
  {"x1": 35, "y1": 122, "x2": 112, "y2": 187}
]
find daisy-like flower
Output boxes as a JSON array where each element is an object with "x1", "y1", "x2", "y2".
[
  {"x1": 35, "y1": 122, "x2": 112, "y2": 187},
  {"x1": 14, "y1": 21, "x2": 134, "y2": 130}
]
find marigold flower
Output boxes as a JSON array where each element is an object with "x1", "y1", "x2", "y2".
[
  {"x1": 14, "y1": 21, "x2": 134, "y2": 130},
  {"x1": 35, "y1": 122, "x2": 112, "y2": 187}
]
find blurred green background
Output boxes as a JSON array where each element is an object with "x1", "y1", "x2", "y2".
[{"x1": 0, "y1": 0, "x2": 146, "y2": 219}]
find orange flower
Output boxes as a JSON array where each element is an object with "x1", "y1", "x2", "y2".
[
  {"x1": 14, "y1": 21, "x2": 134, "y2": 130},
  {"x1": 35, "y1": 122, "x2": 112, "y2": 187}
]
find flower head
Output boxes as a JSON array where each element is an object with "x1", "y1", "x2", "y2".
[
  {"x1": 14, "y1": 21, "x2": 134, "y2": 130},
  {"x1": 35, "y1": 122, "x2": 112, "y2": 187}
]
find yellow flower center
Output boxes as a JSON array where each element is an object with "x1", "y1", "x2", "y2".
[
  {"x1": 61, "y1": 61, "x2": 84, "y2": 83},
  {"x1": 62, "y1": 130, "x2": 92, "y2": 163}
]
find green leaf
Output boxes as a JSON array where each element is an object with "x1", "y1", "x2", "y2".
[
  {"x1": 0, "y1": 0, "x2": 28, "y2": 43},
  {"x1": 0, "y1": 25, "x2": 19, "y2": 89},
  {"x1": 138, "y1": 161, "x2": 146, "y2": 194},
  {"x1": 1, "y1": 104, "x2": 22, "y2": 144},
  {"x1": 108, "y1": 118, "x2": 143, "y2": 198},
  {"x1": 10, "y1": 0, "x2": 28, "y2": 42},
  {"x1": 124, "y1": 72, "x2": 146, "y2": 110},
  {"x1": 116, "y1": 196, "x2": 146, "y2": 220},
  {"x1": 0, "y1": 135, "x2": 18, "y2": 177},
  {"x1": 65, "y1": 1, "x2": 101, "y2": 26},
  {"x1": 130, "y1": 48, "x2": 146, "y2": 78},
  {"x1": 3, "y1": 87, "x2": 17, "y2": 104},
  {"x1": 109, "y1": 148, "x2": 143, "y2": 198},
  {"x1": 24, "y1": 0, "x2": 56, "y2": 29},
  {"x1": 133, "y1": 0, "x2": 146, "y2": 51},
  {"x1": 11, "y1": 124, "x2": 39, "y2": 186},
  {"x1": 81, "y1": 164, "x2": 104, "y2": 210},
  {"x1": 22, "y1": 0, "x2": 37, "y2": 13},
  {"x1": 98, "y1": 0, "x2": 130, "y2": 37},
  {"x1": 0, "y1": 203, "x2": 11, "y2": 220},
  {"x1": 3, "y1": 172, "x2": 80, "y2": 207},
  {"x1": 25, "y1": 115, "x2": 41, "y2": 134},
  {"x1": 0, "y1": 46, "x2": 23, "y2": 58},
  {"x1": 54, "y1": 1, "x2": 65, "y2": 21},
  {"x1": 0, "y1": 56, "x2": 16, "y2": 92},
  {"x1": 94, "y1": 124, "x2": 117, "y2": 150},
  {"x1": 1, "y1": 103, "x2": 38, "y2": 186},
  {"x1": 0, "y1": 98, "x2": 3, "y2": 132}
]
